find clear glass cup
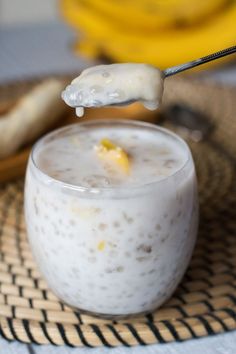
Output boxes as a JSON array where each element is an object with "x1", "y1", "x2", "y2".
[{"x1": 24, "y1": 119, "x2": 198, "y2": 318}]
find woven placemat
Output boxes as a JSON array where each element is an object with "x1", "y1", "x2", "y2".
[{"x1": 0, "y1": 78, "x2": 236, "y2": 347}]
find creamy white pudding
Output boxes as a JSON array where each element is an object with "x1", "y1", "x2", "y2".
[
  {"x1": 61, "y1": 64, "x2": 164, "y2": 117},
  {"x1": 24, "y1": 120, "x2": 198, "y2": 317}
]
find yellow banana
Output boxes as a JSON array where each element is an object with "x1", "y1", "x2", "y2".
[
  {"x1": 61, "y1": 0, "x2": 229, "y2": 31},
  {"x1": 100, "y1": 5, "x2": 236, "y2": 68},
  {"x1": 60, "y1": 0, "x2": 236, "y2": 69},
  {"x1": 87, "y1": 0, "x2": 230, "y2": 29}
]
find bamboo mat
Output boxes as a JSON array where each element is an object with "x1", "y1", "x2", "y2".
[{"x1": 0, "y1": 78, "x2": 235, "y2": 347}]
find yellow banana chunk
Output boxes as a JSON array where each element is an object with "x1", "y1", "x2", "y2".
[
  {"x1": 95, "y1": 138, "x2": 130, "y2": 175},
  {"x1": 97, "y1": 240, "x2": 105, "y2": 251},
  {"x1": 63, "y1": 0, "x2": 236, "y2": 69}
]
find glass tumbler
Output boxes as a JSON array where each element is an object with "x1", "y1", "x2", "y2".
[{"x1": 24, "y1": 120, "x2": 198, "y2": 317}]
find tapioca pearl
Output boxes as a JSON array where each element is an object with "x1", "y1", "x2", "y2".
[
  {"x1": 108, "y1": 89, "x2": 125, "y2": 100},
  {"x1": 90, "y1": 85, "x2": 104, "y2": 94},
  {"x1": 158, "y1": 146, "x2": 171, "y2": 155},
  {"x1": 139, "y1": 271, "x2": 147, "y2": 277},
  {"x1": 122, "y1": 212, "x2": 134, "y2": 224},
  {"x1": 33, "y1": 198, "x2": 39, "y2": 215},
  {"x1": 140, "y1": 302, "x2": 148, "y2": 308},
  {"x1": 89, "y1": 138, "x2": 97, "y2": 145},
  {"x1": 98, "y1": 223, "x2": 107, "y2": 231},
  {"x1": 142, "y1": 157, "x2": 152, "y2": 163},
  {"x1": 51, "y1": 248, "x2": 59, "y2": 255},
  {"x1": 117, "y1": 266, "x2": 124, "y2": 272},
  {"x1": 150, "y1": 297, "x2": 159, "y2": 305},
  {"x1": 66, "y1": 175, "x2": 79, "y2": 183},
  {"x1": 127, "y1": 145, "x2": 137, "y2": 151},
  {"x1": 161, "y1": 291, "x2": 168, "y2": 298},
  {"x1": 176, "y1": 193, "x2": 183, "y2": 205},
  {"x1": 51, "y1": 172, "x2": 62, "y2": 179},
  {"x1": 137, "y1": 244, "x2": 152, "y2": 253},
  {"x1": 133, "y1": 285, "x2": 140, "y2": 292},
  {"x1": 64, "y1": 167, "x2": 73, "y2": 172},
  {"x1": 113, "y1": 221, "x2": 120, "y2": 228},
  {"x1": 69, "y1": 219, "x2": 76, "y2": 226},
  {"x1": 130, "y1": 134, "x2": 139, "y2": 140},
  {"x1": 125, "y1": 251, "x2": 131, "y2": 258},
  {"x1": 69, "y1": 266, "x2": 81, "y2": 276},
  {"x1": 105, "y1": 266, "x2": 124, "y2": 274},
  {"x1": 155, "y1": 224, "x2": 161, "y2": 231},
  {"x1": 68, "y1": 233, "x2": 75, "y2": 239},
  {"x1": 100, "y1": 285, "x2": 108, "y2": 291},
  {"x1": 66, "y1": 87, "x2": 84, "y2": 106},
  {"x1": 136, "y1": 256, "x2": 149, "y2": 262},
  {"x1": 160, "y1": 234, "x2": 170, "y2": 243},
  {"x1": 176, "y1": 210, "x2": 182, "y2": 218},
  {"x1": 53, "y1": 227, "x2": 60, "y2": 236},
  {"x1": 62, "y1": 281, "x2": 71, "y2": 288},
  {"x1": 108, "y1": 250, "x2": 117, "y2": 257},
  {"x1": 58, "y1": 218, "x2": 63, "y2": 225},
  {"x1": 107, "y1": 241, "x2": 117, "y2": 249},
  {"x1": 101, "y1": 71, "x2": 110, "y2": 78},
  {"x1": 138, "y1": 232, "x2": 144, "y2": 239},
  {"x1": 104, "y1": 164, "x2": 116, "y2": 174},
  {"x1": 82, "y1": 175, "x2": 111, "y2": 188},
  {"x1": 163, "y1": 159, "x2": 177, "y2": 168},
  {"x1": 148, "y1": 269, "x2": 156, "y2": 275}
]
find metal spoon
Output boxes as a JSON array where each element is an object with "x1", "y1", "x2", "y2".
[{"x1": 163, "y1": 45, "x2": 236, "y2": 78}]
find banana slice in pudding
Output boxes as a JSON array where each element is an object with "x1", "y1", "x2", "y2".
[{"x1": 95, "y1": 138, "x2": 130, "y2": 175}]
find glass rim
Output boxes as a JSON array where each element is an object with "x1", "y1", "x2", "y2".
[{"x1": 30, "y1": 119, "x2": 192, "y2": 196}]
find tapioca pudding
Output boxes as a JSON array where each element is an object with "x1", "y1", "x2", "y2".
[{"x1": 25, "y1": 119, "x2": 198, "y2": 316}]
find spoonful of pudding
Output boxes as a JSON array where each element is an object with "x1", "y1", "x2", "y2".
[{"x1": 62, "y1": 46, "x2": 236, "y2": 117}]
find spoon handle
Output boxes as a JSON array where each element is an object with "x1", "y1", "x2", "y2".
[{"x1": 163, "y1": 45, "x2": 236, "y2": 78}]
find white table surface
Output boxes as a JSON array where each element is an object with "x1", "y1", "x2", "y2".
[
  {"x1": 0, "y1": 330, "x2": 236, "y2": 354},
  {"x1": 0, "y1": 21, "x2": 236, "y2": 354}
]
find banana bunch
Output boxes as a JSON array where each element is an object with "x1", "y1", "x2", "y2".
[{"x1": 60, "y1": 0, "x2": 236, "y2": 69}]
